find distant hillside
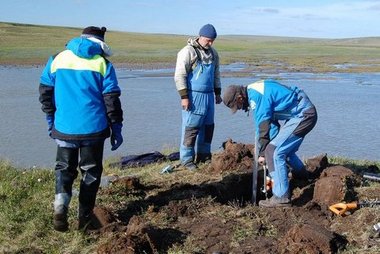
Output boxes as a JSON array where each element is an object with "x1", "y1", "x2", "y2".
[{"x1": 1, "y1": 22, "x2": 380, "y2": 73}]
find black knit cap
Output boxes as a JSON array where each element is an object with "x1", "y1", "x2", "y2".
[{"x1": 82, "y1": 26, "x2": 107, "y2": 41}]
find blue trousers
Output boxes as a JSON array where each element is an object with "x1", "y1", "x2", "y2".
[
  {"x1": 180, "y1": 91, "x2": 215, "y2": 164},
  {"x1": 265, "y1": 94, "x2": 317, "y2": 197}
]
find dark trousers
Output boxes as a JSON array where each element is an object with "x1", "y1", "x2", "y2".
[{"x1": 55, "y1": 140, "x2": 104, "y2": 217}]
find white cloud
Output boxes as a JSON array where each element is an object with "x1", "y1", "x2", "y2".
[{"x1": 214, "y1": 1, "x2": 380, "y2": 38}]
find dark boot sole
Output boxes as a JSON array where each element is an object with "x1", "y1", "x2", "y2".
[
  {"x1": 258, "y1": 202, "x2": 292, "y2": 208},
  {"x1": 54, "y1": 223, "x2": 69, "y2": 232}
]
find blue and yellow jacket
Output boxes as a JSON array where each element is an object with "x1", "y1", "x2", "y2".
[
  {"x1": 39, "y1": 37, "x2": 123, "y2": 140},
  {"x1": 247, "y1": 80, "x2": 302, "y2": 155}
]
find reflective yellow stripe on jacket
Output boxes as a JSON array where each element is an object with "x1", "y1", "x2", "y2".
[{"x1": 51, "y1": 50, "x2": 107, "y2": 76}]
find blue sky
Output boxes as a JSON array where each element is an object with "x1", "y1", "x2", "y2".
[{"x1": 2, "y1": 0, "x2": 380, "y2": 38}]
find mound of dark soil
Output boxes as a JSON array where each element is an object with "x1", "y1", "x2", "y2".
[
  {"x1": 279, "y1": 223, "x2": 347, "y2": 253},
  {"x1": 94, "y1": 139, "x2": 379, "y2": 253},
  {"x1": 208, "y1": 138, "x2": 254, "y2": 173}
]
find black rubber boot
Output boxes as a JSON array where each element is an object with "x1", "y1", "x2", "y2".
[
  {"x1": 53, "y1": 205, "x2": 69, "y2": 232},
  {"x1": 54, "y1": 147, "x2": 79, "y2": 232},
  {"x1": 77, "y1": 142, "x2": 104, "y2": 231},
  {"x1": 195, "y1": 153, "x2": 212, "y2": 164}
]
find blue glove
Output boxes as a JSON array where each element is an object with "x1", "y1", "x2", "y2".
[
  {"x1": 110, "y1": 123, "x2": 123, "y2": 151},
  {"x1": 46, "y1": 114, "x2": 54, "y2": 137}
]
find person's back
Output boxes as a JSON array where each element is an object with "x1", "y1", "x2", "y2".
[
  {"x1": 222, "y1": 80, "x2": 317, "y2": 207},
  {"x1": 39, "y1": 26, "x2": 123, "y2": 232}
]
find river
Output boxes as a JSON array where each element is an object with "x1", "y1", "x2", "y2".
[{"x1": 0, "y1": 66, "x2": 379, "y2": 168}]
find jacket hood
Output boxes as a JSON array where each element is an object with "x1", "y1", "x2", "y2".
[
  {"x1": 66, "y1": 37, "x2": 103, "y2": 59},
  {"x1": 187, "y1": 37, "x2": 202, "y2": 49}
]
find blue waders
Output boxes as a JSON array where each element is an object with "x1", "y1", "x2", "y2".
[
  {"x1": 180, "y1": 59, "x2": 215, "y2": 165},
  {"x1": 265, "y1": 88, "x2": 317, "y2": 198}
]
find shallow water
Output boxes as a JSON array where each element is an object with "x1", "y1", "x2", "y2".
[{"x1": 0, "y1": 66, "x2": 379, "y2": 168}]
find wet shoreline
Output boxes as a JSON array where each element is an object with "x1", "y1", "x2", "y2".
[{"x1": 2, "y1": 61, "x2": 380, "y2": 78}]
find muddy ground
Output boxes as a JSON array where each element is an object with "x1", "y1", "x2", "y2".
[{"x1": 90, "y1": 139, "x2": 379, "y2": 253}]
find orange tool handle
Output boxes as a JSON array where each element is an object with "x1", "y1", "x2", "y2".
[{"x1": 329, "y1": 202, "x2": 358, "y2": 216}]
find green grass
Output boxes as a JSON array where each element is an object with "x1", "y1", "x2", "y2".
[
  {"x1": 329, "y1": 156, "x2": 380, "y2": 173},
  {"x1": 1, "y1": 22, "x2": 380, "y2": 73},
  {"x1": 0, "y1": 156, "x2": 184, "y2": 253},
  {"x1": 0, "y1": 162, "x2": 95, "y2": 253},
  {"x1": 1, "y1": 156, "x2": 379, "y2": 253}
]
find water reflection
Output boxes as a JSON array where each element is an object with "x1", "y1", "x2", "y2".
[{"x1": 0, "y1": 66, "x2": 379, "y2": 167}]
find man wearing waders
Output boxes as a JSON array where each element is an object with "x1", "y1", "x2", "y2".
[
  {"x1": 174, "y1": 24, "x2": 222, "y2": 170},
  {"x1": 222, "y1": 80, "x2": 317, "y2": 207},
  {"x1": 39, "y1": 26, "x2": 123, "y2": 232}
]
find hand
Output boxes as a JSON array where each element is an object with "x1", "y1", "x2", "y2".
[
  {"x1": 46, "y1": 114, "x2": 54, "y2": 137},
  {"x1": 181, "y1": 98, "x2": 190, "y2": 111},
  {"x1": 110, "y1": 123, "x2": 123, "y2": 151},
  {"x1": 258, "y1": 156, "x2": 266, "y2": 166},
  {"x1": 215, "y1": 94, "x2": 222, "y2": 104}
]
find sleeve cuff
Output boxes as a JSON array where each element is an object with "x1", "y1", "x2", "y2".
[{"x1": 178, "y1": 89, "x2": 188, "y2": 98}]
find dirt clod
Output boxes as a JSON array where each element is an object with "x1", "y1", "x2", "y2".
[
  {"x1": 305, "y1": 153, "x2": 329, "y2": 177},
  {"x1": 313, "y1": 166, "x2": 357, "y2": 208},
  {"x1": 93, "y1": 206, "x2": 116, "y2": 228},
  {"x1": 279, "y1": 223, "x2": 347, "y2": 253},
  {"x1": 208, "y1": 138, "x2": 254, "y2": 173}
]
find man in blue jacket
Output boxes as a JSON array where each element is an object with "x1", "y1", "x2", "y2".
[
  {"x1": 222, "y1": 80, "x2": 317, "y2": 207},
  {"x1": 39, "y1": 26, "x2": 123, "y2": 232}
]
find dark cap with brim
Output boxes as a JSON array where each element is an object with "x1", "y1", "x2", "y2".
[{"x1": 222, "y1": 85, "x2": 240, "y2": 113}]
